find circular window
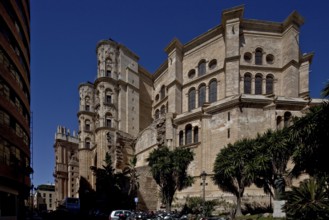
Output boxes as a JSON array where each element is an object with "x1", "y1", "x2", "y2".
[
  {"x1": 244, "y1": 52, "x2": 252, "y2": 62},
  {"x1": 188, "y1": 69, "x2": 196, "y2": 79},
  {"x1": 266, "y1": 54, "x2": 275, "y2": 64},
  {"x1": 208, "y1": 59, "x2": 217, "y2": 69}
]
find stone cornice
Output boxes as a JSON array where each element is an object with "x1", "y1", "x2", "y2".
[
  {"x1": 221, "y1": 5, "x2": 244, "y2": 26},
  {"x1": 183, "y1": 25, "x2": 223, "y2": 53},
  {"x1": 77, "y1": 110, "x2": 95, "y2": 117},
  {"x1": 94, "y1": 77, "x2": 118, "y2": 88},
  {"x1": 95, "y1": 126, "x2": 116, "y2": 134},
  {"x1": 283, "y1": 11, "x2": 304, "y2": 30},
  {"x1": 96, "y1": 39, "x2": 118, "y2": 52},
  {"x1": 173, "y1": 110, "x2": 203, "y2": 124},
  {"x1": 178, "y1": 94, "x2": 314, "y2": 117},
  {"x1": 239, "y1": 65, "x2": 282, "y2": 72},
  {"x1": 282, "y1": 60, "x2": 300, "y2": 72},
  {"x1": 164, "y1": 38, "x2": 183, "y2": 54},
  {"x1": 78, "y1": 81, "x2": 94, "y2": 90},
  {"x1": 225, "y1": 55, "x2": 240, "y2": 62},
  {"x1": 119, "y1": 44, "x2": 139, "y2": 61},
  {"x1": 167, "y1": 79, "x2": 182, "y2": 90},
  {"x1": 203, "y1": 96, "x2": 242, "y2": 114},
  {"x1": 300, "y1": 52, "x2": 314, "y2": 64},
  {"x1": 241, "y1": 19, "x2": 282, "y2": 33},
  {"x1": 274, "y1": 96, "x2": 309, "y2": 106}
]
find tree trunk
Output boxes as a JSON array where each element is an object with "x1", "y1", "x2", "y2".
[
  {"x1": 165, "y1": 191, "x2": 172, "y2": 212},
  {"x1": 166, "y1": 202, "x2": 171, "y2": 212},
  {"x1": 235, "y1": 195, "x2": 242, "y2": 216}
]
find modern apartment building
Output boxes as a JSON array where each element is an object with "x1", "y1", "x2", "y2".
[{"x1": 0, "y1": 0, "x2": 31, "y2": 219}]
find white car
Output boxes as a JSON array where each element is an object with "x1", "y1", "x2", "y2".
[{"x1": 109, "y1": 210, "x2": 134, "y2": 220}]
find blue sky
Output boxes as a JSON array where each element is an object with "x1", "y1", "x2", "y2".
[{"x1": 30, "y1": 0, "x2": 329, "y2": 186}]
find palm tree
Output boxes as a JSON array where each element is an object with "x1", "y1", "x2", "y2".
[
  {"x1": 321, "y1": 80, "x2": 329, "y2": 98},
  {"x1": 212, "y1": 138, "x2": 256, "y2": 216},
  {"x1": 147, "y1": 146, "x2": 194, "y2": 212},
  {"x1": 289, "y1": 102, "x2": 329, "y2": 178},
  {"x1": 122, "y1": 156, "x2": 140, "y2": 209},
  {"x1": 254, "y1": 129, "x2": 293, "y2": 200},
  {"x1": 283, "y1": 178, "x2": 329, "y2": 220}
]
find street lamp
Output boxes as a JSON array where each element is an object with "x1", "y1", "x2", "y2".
[{"x1": 200, "y1": 171, "x2": 207, "y2": 217}]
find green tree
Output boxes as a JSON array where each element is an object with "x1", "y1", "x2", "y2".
[
  {"x1": 184, "y1": 197, "x2": 218, "y2": 217},
  {"x1": 289, "y1": 101, "x2": 329, "y2": 178},
  {"x1": 212, "y1": 138, "x2": 256, "y2": 216},
  {"x1": 283, "y1": 178, "x2": 329, "y2": 220},
  {"x1": 90, "y1": 152, "x2": 122, "y2": 210},
  {"x1": 147, "y1": 146, "x2": 194, "y2": 212},
  {"x1": 288, "y1": 80, "x2": 329, "y2": 178},
  {"x1": 254, "y1": 129, "x2": 294, "y2": 200},
  {"x1": 122, "y1": 156, "x2": 140, "y2": 208}
]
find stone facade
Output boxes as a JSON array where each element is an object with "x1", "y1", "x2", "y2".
[
  {"x1": 35, "y1": 184, "x2": 56, "y2": 211},
  {"x1": 53, "y1": 126, "x2": 79, "y2": 208},
  {"x1": 54, "y1": 6, "x2": 323, "y2": 211}
]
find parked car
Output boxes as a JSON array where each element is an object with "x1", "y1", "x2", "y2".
[{"x1": 109, "y1": 210, "x2": 134, "y2": 220}]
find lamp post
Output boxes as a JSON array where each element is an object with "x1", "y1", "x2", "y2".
[{"x1": 200, "y1": 171, "x2": 207, "y2": 218}]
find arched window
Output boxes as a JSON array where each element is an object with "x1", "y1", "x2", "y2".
[
  {"x1": 85, "y1": 119, "x2": 90, "y2": 131},
  {"x1": 160, "y1": 105, "x2": 166, "y2": 115},
  {"x1": 106, "y1": 69, "x2": 111, "y2": 77},
  {"x1": 255, "y1": 74, "x2": 263, "y2": 95},
  {"x1": 85, "y1": 137, "x2": 91, "y2": 148},
  {"x1": 106, "y1": 118, "x2": 112, "y2": 128},
  {"x1": 160, "y1": 85, "x2": 166, "y2": 99},
  {"x1": 106, "y1": 113, "x2": 112, "y2": 128},
  {"x1": 155, "y1": 109, "x2": 159, "y2": 119},
  {"x1": 179, "y1": 131, "x2": 184, "y2": 146},
  {"x1": 284, "y1": 112, "x2": 292, "y2": 128},
  {"x1": 188, "y1": 88, "x2": 196, "y2": 111},
  {"x1": 208, "y1": 59, "x2": 217, "y2": 70},
  {"x1": 188, "y1": 69, "x2": 196, "y2": 79},
  {"x1": 185, "y1": 124, "x2": 192, "y2": 145},
  {"x1": 266, "y1": 75, "x2": 274, "y2": 94},
  {"x1": 244, "y1": 73, "x2": 252, "y2": 94},
  {"x1": 198, "y1": 60, "x2": 206, "y2": 76},
  {"x1": 85, "y1": 96, "x2": 90, "y2": 111},
  {"x1": 194, "y1": 127, "x2": 199, "y2": 143},
  {"x1": 198, "y1": 84, "x2": 206, "y2": 107},
  {"x1": 276, "y1": 116, "x2": 282, "y2": 130},
  {"x1": 106, "y1": 95, "x2": 112, "y2": 104},
  {"x1": 209, "y1": 80, "x2": 217, "y2": 103},
  {"x1": 255, "y1": 48, "x2": 263, "y2": 65},
  {"x1": 105, "y1": 89, "x2": 112, "y2": 104}
]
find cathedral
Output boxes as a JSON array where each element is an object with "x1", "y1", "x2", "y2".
[{"x1": 54, "y1": 5, "x2": 322, "y2": 210}]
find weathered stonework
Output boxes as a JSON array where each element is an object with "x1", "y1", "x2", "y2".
[
  {"x1": 53, "y1": 126, "x2": 79, "y2": 206},
  {"x1": 54, "y1": 5, "x2": 324, "y2": 211}
]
